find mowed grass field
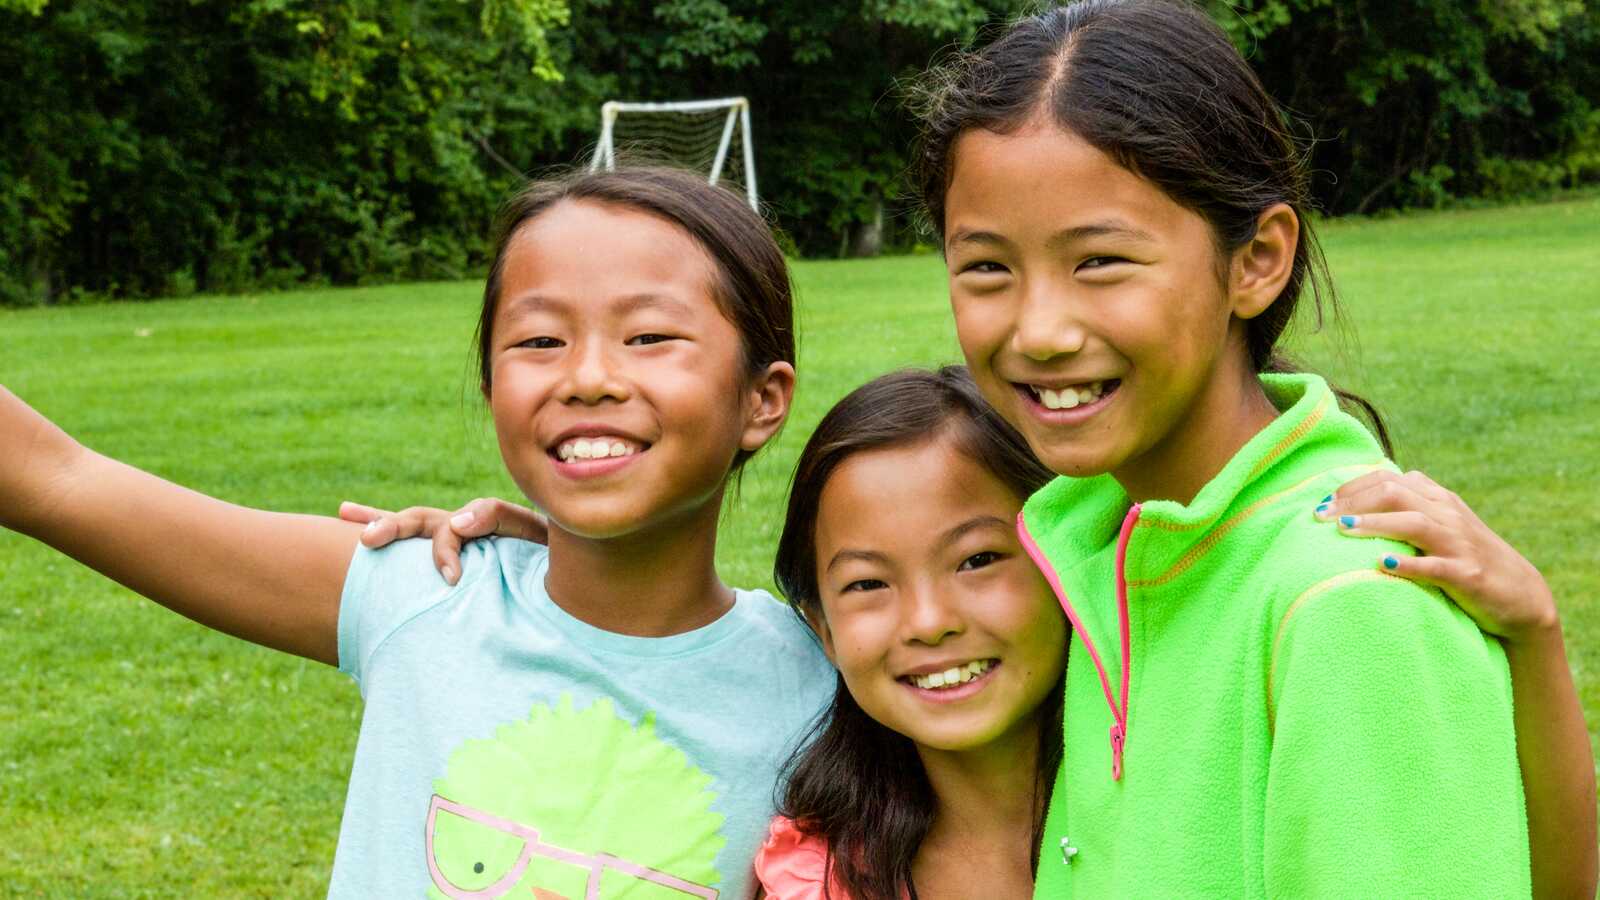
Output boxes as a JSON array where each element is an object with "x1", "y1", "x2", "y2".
[{"x1": 2, "y1": 196, "x2": 1597, "y2": 896}]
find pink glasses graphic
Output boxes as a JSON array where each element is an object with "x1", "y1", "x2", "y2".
[{"x1": 425, "y1": 794, "x2": 720, "y2": 899}]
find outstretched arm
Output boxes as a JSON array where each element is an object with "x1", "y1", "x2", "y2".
[
  {"x1": 1, "y1": 385, "x2": 360, "y2": 665},
  {"x1": 1322, "y1": 469, "x2": 1597, "y2": 899}
]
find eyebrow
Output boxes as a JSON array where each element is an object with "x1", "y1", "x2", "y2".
[
  {"x1": 934, "y1": 515, "x2": 1012, "y2": 554},
  {"x1": 822, "y1": 514, "x2": 1012, "y2": 575},
  {"x1": 824, "y1": 549, "x2": 888, "y2": 575},
  {"x1": 499, "y1": 292, "x2": 694, "y2": 319},
  {"x1": 945, "y1": 219, "x2": 1157, "y2": 253}
]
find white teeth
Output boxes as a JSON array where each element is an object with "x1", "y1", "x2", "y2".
[
  {"x1": 1033, "y1": 381, "x2": 1106, "y2": 410},
  {"x1": 556, "y1": 437, "x2": 640, "y2": 462},
  {"x1": 909, "y1": 659, "x2": 995, "y2": 690}
]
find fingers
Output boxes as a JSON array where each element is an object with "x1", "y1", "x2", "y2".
[
  {"x1": 338, "y1": 501, "x2": 391, "y2": 525},
  {"x1": 1373, "y1": 552, "x2": 1469, "y2": 593},
  {"x1": 357, "y1": 506, "x2": 450, "y2": 549},
  {"x1": 1327, "y1": 510, "x2": 1452, "y2": 557},
  {"x1": 430, "y1": 498, "x2": 548, "y2": 585},
  {"x1": 448, "y1": 498, "x2": 549, "y2": 545},
  {"x1": 1317, "y1": 471, "x2": 1458, "y2": 524},
  {"x1": 1324, "y1": 469, "x2": 1453, "y2": 510},
  {"x1": 432, "y1": 527, "x2": 466, "y2": 586}
]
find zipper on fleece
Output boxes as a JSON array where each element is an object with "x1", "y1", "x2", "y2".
[{"x1": 1017, "y1": 503, "x2": 1142, "y2": 781}]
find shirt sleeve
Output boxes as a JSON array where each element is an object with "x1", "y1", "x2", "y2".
[
  {"x1": 753, "y1": 817, "x2": 844, "y2": 900},
  {"x1": 1264, "y1": 571, "x2": 1530, "y2": 897},
  {"x1": 337, "y1": 537, "x2": 473, "y2": 687}
]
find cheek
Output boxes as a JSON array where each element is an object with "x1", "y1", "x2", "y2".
[
  {"x1": 821, "y1": 608, "x2": 891, "y2": 676},
  {"x1": 951, "y1": 293, "x2": 1003, "y2": 358},
  {"x1": 996, "y1": 581, "x2": 1068, "y2": 667}
]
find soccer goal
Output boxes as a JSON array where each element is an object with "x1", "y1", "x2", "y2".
[{"x1": 588, "y1": 97, "x2": 759, "y2": 212}]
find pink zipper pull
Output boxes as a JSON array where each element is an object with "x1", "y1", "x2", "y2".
[{"x1": 1109, "y1": 721, "x2": 1126, "y2": 780}]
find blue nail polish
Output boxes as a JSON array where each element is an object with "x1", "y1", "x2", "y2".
[
  {"x1": 1320, "y1": 494, "x2": 1333, "y2": 504},
  {"x1": 1314, "y1": 504, "x2": 1329, "y2": 515},
  {"x1": 1383, "y1": 555, "x2": 1399, "y2": 570},
  {"x1": 1339, "y1": 515, "x2": 1357, "y2": 528}
]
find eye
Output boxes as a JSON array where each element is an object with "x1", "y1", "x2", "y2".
[
  {"x1": 959, "y1": 260, "x2": 1009, "y2": 276},
  {"x1": 957, "y1": 551, "x2": 1004, "y2": 572},
  {"x1": 842, "y1": 578, "x2": 888, "y2": 593},
  {"x1": 516, "y1": 336, "x2": 563, "y2": 349},
  {"x1": 626, "y1": 333, "x2": 677, "y2": 346},
  {"x1": 1077, "y1": 256, "x2": 1129, "y2": 271}
]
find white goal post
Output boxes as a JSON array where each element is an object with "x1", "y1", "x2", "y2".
[{"x1": 588, "y1": 96, "x2": 759, "y2": 212}]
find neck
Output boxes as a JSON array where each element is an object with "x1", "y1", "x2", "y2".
[
  {"x1": 543, "y1": 492, "x2": 734, "y2": 637},
  {"x1": 1115, "y1": 344, "x2": 1280, "y2": 505},
  {"x1": 914, "y1": 719, "x2": 1041, "y2": 875}
]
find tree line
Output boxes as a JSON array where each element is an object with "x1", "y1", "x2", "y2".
[{"x1": 1, "y1": 0, "x2": 1595, "y2": 305}]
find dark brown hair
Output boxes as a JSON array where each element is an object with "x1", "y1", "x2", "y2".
[
  {"x1": 911, "y1": 0, "x2": 1390, "y2": 451},
  {"x1": 475, "y1": 166, "x2": 795, "y2": 470},
  {"x1": 773, "y1": 366, "x2": 1062, "y2": 900}
]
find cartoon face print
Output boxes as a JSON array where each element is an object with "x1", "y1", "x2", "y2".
[{"x1": 425, "y1": 696, "x2": 725, "y2": 899}]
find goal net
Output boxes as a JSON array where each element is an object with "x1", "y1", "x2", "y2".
[{"x1": 589, "y1": 97, "x2": 759, "y2": 211}]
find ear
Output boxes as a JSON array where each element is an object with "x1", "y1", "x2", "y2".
[
  {"x1": 1228, "y1": 203, "x2": 1299, "y2": 321},
  {"x1": 740, "y1": 360, "x2": 796, "y2": 453},
  {"x1": 802, "y1": 604, "x2": 837, "y2": 663}
]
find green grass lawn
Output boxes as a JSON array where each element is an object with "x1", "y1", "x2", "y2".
[{"x1": 2, "y1": 196, "x2": 1597, "y2": 895}]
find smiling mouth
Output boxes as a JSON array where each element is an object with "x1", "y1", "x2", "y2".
[
  {"x1": 900, "y1": 658, "x2": 998, "y2": 691},
  {"x1": 1018, "y1": 379, "x2": 1120, "y2": 411},
  {"x1": 550, "y1": 436, "x2": 650, "y2": 462}
]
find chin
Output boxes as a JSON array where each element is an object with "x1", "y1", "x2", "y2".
[
  {"x1": 543, "y1": 505, "x2": 653, "y2": 541},
  {"x1": 1032, "y1": 443, "x2": 1124, "y2": 480}
]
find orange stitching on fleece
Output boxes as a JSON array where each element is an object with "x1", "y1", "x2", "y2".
[
  {"x1": 1266, "y1": 569, "x2": 1391, "y2": 726},
  {"x1": 1127, "y1": 464, "x2": 1387, "y2": 587}
]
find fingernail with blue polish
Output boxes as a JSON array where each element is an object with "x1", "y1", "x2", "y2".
[
  {"x1": 1320, "y1": 494, "x2": 1333, "y2": 504},
  {"x1": 1314, "y1": 504, "x2": 1329, "y2": 516},
  {"x1": 1339, "y1": 515, "x2": 1358, "y2": 528},
  {"x1": 1382, "y1": 555, "x2": 1399, "y2": 570}
]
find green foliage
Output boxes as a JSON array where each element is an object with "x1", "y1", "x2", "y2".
[
  {"x1": 0, "y1": 0, "x2": 570, "y2": 305},
  {"x1": 1207, "y1": 0, "x2": 1600, "y2": 213},
  {"x1": 4, "y1": 0, "x2": 1599, "y2": 303}
]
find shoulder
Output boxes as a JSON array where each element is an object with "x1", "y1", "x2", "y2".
[
  {"x1": 733, "y1": 589, "x2": 825, "y2": 656},
  {"x1": 338, "y1": 537, "x2": 545, "y2": 680},
  {"x1": 1268, "y1": 566, "x2": 1509, "y2": 715},
  {"x1": 755, "y1": 817, "x2": 845, "y2": 900}
]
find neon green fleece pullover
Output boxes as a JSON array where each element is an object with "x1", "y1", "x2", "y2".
[{"x1": 1023, "y1": 373, "x2": 1529, "y2": 898}]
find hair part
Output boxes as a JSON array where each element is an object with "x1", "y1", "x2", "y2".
[
  {"x1": 773, "y1": 366, "x2": 1062, "y2": 900},
  {"x1": 475, "y1": 166, "x2": 796, "y2": 471},
  {"x1": 910, "y1": 0, "x2": 1391, "y2": 452}
]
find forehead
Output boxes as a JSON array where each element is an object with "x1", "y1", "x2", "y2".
[
  {"x1": 496, "y1": 199, "x2": 721, "y2": 317},
  {"x1": 943, "y1": 121, "x2": 1194, "y2": 244},
  {"x1": 816, "y1": 436, "x2": 1023, "y2": 551}
]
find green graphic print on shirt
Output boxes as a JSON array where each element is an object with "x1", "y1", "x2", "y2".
[{"x1": 424, "y1": 695, "x2": 726, "y2": 899}]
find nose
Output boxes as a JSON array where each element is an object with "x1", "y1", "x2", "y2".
[
  {"x1": 1011, "y1": 278, "x2": 1087, "y2": 362},
  {"x1": 560, "y1": 336, "x2": 628, "y2": 405},
  {"x1": 901, "y1": 581, "x2": 963, "y2": 646}
]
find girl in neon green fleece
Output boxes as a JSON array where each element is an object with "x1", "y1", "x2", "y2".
[{"x1": 907, "y1": 0, "x2": 1591, "y2": 895}]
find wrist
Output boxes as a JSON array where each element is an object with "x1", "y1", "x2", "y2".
[{"x1": 1502, "y1": 603, "x2": 1563, "y2": 652}]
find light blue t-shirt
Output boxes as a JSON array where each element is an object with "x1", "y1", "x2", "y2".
[{"x1": 329, "y1": 536, "x2": 834, "y2": 899}]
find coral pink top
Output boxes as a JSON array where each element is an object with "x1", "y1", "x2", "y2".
[{"x1": 753, "y1": 816, "x2": 852, "y2": 900}]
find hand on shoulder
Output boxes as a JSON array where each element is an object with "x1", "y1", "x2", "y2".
[
  {"x1": 1317, "y1": 469, "x2": 1557, "y2": 643},
  {"x1": 338, "y1": 497, "x2": 547, "y2": 585}
]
